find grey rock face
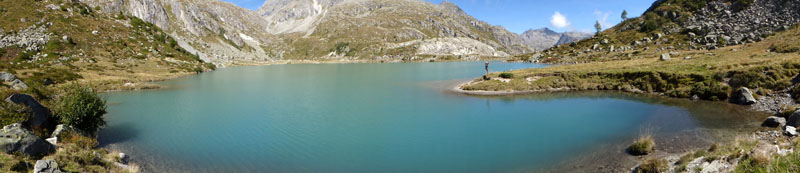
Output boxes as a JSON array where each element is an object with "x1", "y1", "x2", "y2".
[
  {"x1": 0, "y1": 123, "x2": 54, "y2": 156},
  {"x1": 34, "y1": 160, "x2": 62, "y2": 173},
  {"x1": 5, "y1": 94, "x2": 52, "y2": 127},
  {"x1": 762, "y1": 116, "x2": 786, "y2": 128},
  {"x1": 732, "y1": 87, "x2": 757, "y2": 105}
]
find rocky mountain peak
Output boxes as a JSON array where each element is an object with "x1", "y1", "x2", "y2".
[
  {"x1": 439, "y1": 1, "x2": 464, "y2": 13},
  {"x1": 520, "y1": 27, "x2": 591, "y2": 51}
]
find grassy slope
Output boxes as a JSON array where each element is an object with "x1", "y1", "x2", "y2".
[
  {"x1": 1, "y1": 0, "x2": 214, "y2": 91},
  {"x1": 463, "y1": 0, "x2": 800, "y2": 101}
]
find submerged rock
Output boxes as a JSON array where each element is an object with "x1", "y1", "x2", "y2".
[
  {"x1": 34, "y1": 160, "x2": 62, "y2": 173},
  {"x1": 0, "y1": 123, "x2": 54, "y2": 156},
  {"x1": 732, "y1": 87, "x2": 756, "y2": 105},
  {"x1": 762, "y1": 116, "x2": 786, "y2": 128}
]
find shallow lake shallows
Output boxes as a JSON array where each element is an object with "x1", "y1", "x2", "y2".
[{"x1": 99, "y1": 61, "x2": 765, "y2": 172}]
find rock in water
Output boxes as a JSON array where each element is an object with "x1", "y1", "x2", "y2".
[
  {"x1": 732, "y1": 87, "x2": 757, "y2": 105},
  {"x1": 5, "y1": 94, "x2": 52, "y2": 127},
  {"x1": 660, "y1": 53, "x2": 671, "y2": 61},
  {"x1": 762, "y1": 116, "x2": 786, "y2": 128},
  {"x1": 119, "y1": 153, "x2": 129, "y2": 164},
  {"x1": 786, "y1": 126, "x2": 798, "y2": 137},
  {"x1": 34, "y1": 160, "x2": 62, "y2": 173},
  {"x1": 0, "y1": 123, "x2": 54, "y2": 156}
]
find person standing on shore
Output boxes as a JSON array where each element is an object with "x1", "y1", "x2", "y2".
[{"x1": 485, "y1": 62, "x2": 489, "y2": 74}]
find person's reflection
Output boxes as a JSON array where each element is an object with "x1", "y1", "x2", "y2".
[{"x1": 485, "y1": 97, "x2": 491, "y2": 111}]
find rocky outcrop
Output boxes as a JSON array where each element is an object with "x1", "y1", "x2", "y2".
[
  {"x1": 5, "y1": 94, "x2": 52, "y2": 128},
  {"x1": 731, "y1": 87, "x2": 757, "y2": 105},
  {"x1": 415, "y1": 37, "x2": 509, "y2": 57},
  {"x1": 34, "y1": 160, "x2": 63, "y2": 173},
  {"x1": 0, "y1": 123, "x2": 54, "y2": 156},
  {"x1": 0, "y1": 72, "x2": 29, "y2": 90},
  {"x1": 0, "y1": 22, "x2": 52, "y2": 52},
  {"x1": 683, "y1": 0, "x2": 800, "y2": 49}
]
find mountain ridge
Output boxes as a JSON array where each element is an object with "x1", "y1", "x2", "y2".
[{"x1": 519, "y1": 27, "x2": 592, "y2": 51}]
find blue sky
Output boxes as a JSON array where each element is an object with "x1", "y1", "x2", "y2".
[{"x1": 220, "y1": 0, "x2": 655, "y2": 34}]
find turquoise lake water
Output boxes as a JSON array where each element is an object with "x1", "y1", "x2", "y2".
[{"x1": 99, "y1": 61, "x2": 765, "y2": 172}]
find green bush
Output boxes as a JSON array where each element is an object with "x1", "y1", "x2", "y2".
[
  {"x1": 55, "y1": 84, "x2": 107, "y2": 134},
  {"x1": 499, "y1": 73, "x2": 514, "y2": 79},
  {"x1": 640, "y1": 13, "x2": 669, "y2": 33},
  {"x1": 628, "y1": 135, "x2": 655, "y2": 155}
]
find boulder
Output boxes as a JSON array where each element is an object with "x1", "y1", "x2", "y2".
[
  {"x1": 0, "y1": 72, "x2": 16, "y2": 82},
  {"x1": 731, "y1": 87, "x2": 757, "y2": 105},
  {"x1": 34, "y1": 160, "x2": 62, "y2": 173},
  {"x1": 10, "y1": 79, "x2": 29, "y2": 90},
  {"x1": 5, "y1": 94, "x2": 51, "y2": 127},
  {"x1": 118, "y1": 152, "x2": 129, "y2": 164},
  {"x1": 762, "y1": 116, "x2": 786, "y2": 128},
  {"x1": 600, "y1": 39, "x2": 609, "y2": 44},
  {"x1": 0, "y1": 123, "x2": 54, "y2": 156},
  {"x1": 51, "y1": 124, "x2": 89, "y2": 138},
  {"x1": 787, "y1": 111, "x2": 800, "y2": 127},
  {"x1": 786, "y1": 126, "x2": 798, "y2": 137},
  {"x1": 660, "y1": 53, "x2": 671, "y2": 61}
]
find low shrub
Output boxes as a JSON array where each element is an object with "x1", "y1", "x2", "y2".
[
  {"x1": 499, "y1": 73, "x2": 514, "y2": 79},
  {"x1": 54, "y1": 84, "x2": 107, "y2": 134},
  {"x1": 628, "y1": 135, "x2": 655, "y2": 155},
  {"x1": 636, "y1": 157, "x2": 668, "y2": 173}
]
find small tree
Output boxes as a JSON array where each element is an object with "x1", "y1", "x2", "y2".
[
  {"x1": 621, "y1": 10, "x2": 628, "y2": 20},
  {"x1": 55, "y1": 84, "x2": 107, "y2": 134},
  {"x1": 594, "y1": 21, "x2": 602, "y2": 35}
]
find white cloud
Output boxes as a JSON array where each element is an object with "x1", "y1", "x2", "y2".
[
  {"x1": 594, "y1": 10, "x2": 613, "y2": 30},
  {"x1": 550, "y1": 11, "x2": 571, "y2": 29}
]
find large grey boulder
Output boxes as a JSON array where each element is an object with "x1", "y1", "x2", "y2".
[
  {"x1": 0, "y1": 123, "x2": 54, "y2": 156},
  {"x1": 0, "y1": 72, "x2": 16, "y2": 82},
  {"x1": 731, "y1": 87, "x2": 757, "y2": 105},
  {"x1": 5, "y1": 94, "x2": 51, "y2": 127},
  {"x1": 34, "y1": 160, "x2": 63, "y2": 173},
  {"x1": 762, "y1": 116, "x2": 786, "y2": 128}
]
